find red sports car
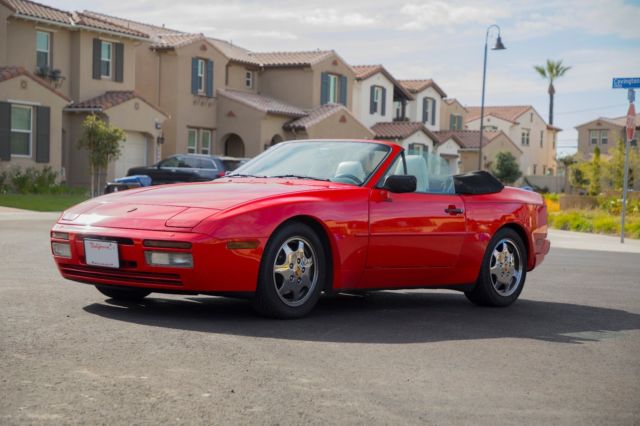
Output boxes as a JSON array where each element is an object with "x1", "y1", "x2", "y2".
[{"x1": 51, "y1": 140, "x2": 550, "y2": 318}]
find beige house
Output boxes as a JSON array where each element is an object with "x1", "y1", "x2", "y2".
[
  {"x1": 371, "y1": 121, "x2": 438, "y2": 155},
  {"x1": 434, "y1": 130, "x2": 522, "y2": 174},
  {"x1": 440, "y1": 98, "x2": 467, "y2": 131},
  {"x1": 465, "y1": 105, "x2": 558, "y2": 176},
  {"x1": 398, "y1": 79, "x2": 447, "y2": 132},
  {"x1": 0, "y1": 0, "x2": 168, "y2": 187},
  {"x1": 575, "y1": 113, "x2": 640, "y2": 159},
  {"x1": 351, "y1": 64, "x2": 413, "y2": 127}
]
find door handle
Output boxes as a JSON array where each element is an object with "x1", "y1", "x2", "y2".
[{"x1": 445, "y1": 206, "x2": 464, "y2": 215}]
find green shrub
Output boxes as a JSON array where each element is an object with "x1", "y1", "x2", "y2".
[{"x1": 592, "y1": 214, "x2": 618, "y2": 234}]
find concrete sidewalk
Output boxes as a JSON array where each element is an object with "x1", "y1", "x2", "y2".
[
  {"x1": 549, "y1": 228, "x2": 640, "y2": 254},
  {"x1": 0, "y1": 206, "x2": 60, "y2": 222}
]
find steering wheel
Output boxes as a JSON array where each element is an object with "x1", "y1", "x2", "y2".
[{"x1": 332, "y1": 174, "x2": 363, "y2": 185}]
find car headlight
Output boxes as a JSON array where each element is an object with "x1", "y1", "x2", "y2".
[
  {"x1": 52, "y1": 242, "x2": 72, "y2": 258},
  {"x1": 144, "y1": 251, "x2": 193, "y2": 268}
]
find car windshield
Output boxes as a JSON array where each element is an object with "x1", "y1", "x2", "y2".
[{"x1": 229, "y1": 141, "x2": 391, "y2": 185}]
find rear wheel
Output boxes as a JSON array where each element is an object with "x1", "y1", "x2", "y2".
[
  {"x1": 465, "y1": 228, "x2": 527, "y2": 307},
  {"x1": 252, "y1": 222, "x2": 327, "y2": 318},
  {"x1": 95, "y1": 285, "x2": 151, "y2": 302}
]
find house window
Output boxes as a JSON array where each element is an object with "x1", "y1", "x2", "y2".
[
  {"x1": 540, "y1": 130, "x2": 544, "y2": 148},
  {"x1": 100, "y1": 41, "x2": 112, "y2": 78},
  {"x1": 197, "y1": 59, "x2": 206, "y2": 94},
  {"x1": 11, "y1": 105, "x2": 32, "y2": 157},
  {"x1": 543, "y1": 165, "x2": 547, "y2": 175},
  {"x1": 36, "y1": 31, "x2": 51, "y2": 69},
  {"x1": 327, "y1": 74, "x2": 339, "y2": 103},
  {"x1": 245, "y1": 71, "x2": 253, "y2": 88},
  {"x1": 600, "y1": 130, "x2": 608, "y2": 145},
  {"x1": 372, "y1": 86, "x2": 383, "y2": 114},
  {"x1": 201, "y1": 130, "x2": 211, "y2": 155},
  {"x1": 450, "y1": 114, "x2": 463, "y2": 130},
  {"x1": 394, "y1": 101, "x2": 402, "y2": 119},
  {"x1": 532, "y1": 164, "x2": 537, "y2": 175},
  {"x1": 423, "y1": 97, "x2": 436, "y2": 125},
  {"x1": 521, "y1": 129, "x2": 530, "y2": 146},
  {"x1": 408, "y1": 143, "x2": 427, "y2": 156},
  {"x1": 589, "y1": 130, "x2": 598, "y2": 145},
  {"x1": 187, "y1": 129, "x2": 197, "y2": 154}
]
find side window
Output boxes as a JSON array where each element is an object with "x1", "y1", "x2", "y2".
[
  {"x1": 197, "y1": 158, "x2": 217, "y2": 169},
  {"x1": 182, "y1": 157, "x2": 200, "y2": 168},
  {"x1": 378, "y1": 154, "x2": 407, "y2": 188},
  {"x1": 159, "y1": 157, "x2": 180, "y2": 168}
]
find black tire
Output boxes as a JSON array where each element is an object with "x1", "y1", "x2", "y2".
[
  {"x1": 465, "y1": 228, "x2": 527, "y2": 307},
  {"x1": 95, "y1": 285, "x2": 151, "y2": 302},
  {"x1": 252, "y1": 222, "x2": 327, "y2": 319}
]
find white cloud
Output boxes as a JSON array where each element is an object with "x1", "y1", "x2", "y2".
[{"x1": 399, "y1": 1, "x2": 510, "y2": 30}]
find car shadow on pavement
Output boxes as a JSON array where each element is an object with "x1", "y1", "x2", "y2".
[{"x1": 82, "y1": 291, "x2": 640, "y2": 345}]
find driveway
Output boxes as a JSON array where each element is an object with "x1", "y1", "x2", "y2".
[{"x1": 0, "y1": 214, "x2": 638, "y2": 425}]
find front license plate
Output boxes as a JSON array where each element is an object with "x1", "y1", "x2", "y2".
[{"x1": 84, "y1": 239, "x2": 120, "y2": 268}]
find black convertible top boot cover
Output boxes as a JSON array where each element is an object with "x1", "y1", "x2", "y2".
[{"x1": 453, "y1": 171, "x2": 504, "y2": 195}]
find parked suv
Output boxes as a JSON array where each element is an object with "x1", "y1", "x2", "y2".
[{"x1": 127, "y1": 154, "x2": 247, "y2": 185}]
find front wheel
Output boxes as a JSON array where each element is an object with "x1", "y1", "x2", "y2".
[
  {"x1": 465, "y1": 228, "x2": 527, "y2": 307},
  {"x1": 95, "y1": 285, "x2": 151, "y2": 302},
  {"x1": 252, "y1": 222, "x2": 327, "y2": 318}
]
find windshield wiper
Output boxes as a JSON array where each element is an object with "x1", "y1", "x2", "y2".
[
  {"x1": 271, "y1": 174, "x2": 331, "y2": 182},
  {"x1": 226, "y1": 173, "x2": 266, "y2": 178}
]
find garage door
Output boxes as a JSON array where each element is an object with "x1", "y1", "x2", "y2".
[{"x1": 114, "y1": 132, "x2": 148, "y2": 178}]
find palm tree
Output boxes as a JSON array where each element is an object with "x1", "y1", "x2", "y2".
[{"x1": 534, "y1": 60, "x2": 571, "y2": 125}]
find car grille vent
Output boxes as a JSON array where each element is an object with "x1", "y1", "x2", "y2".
[
  {"x1": 76, "y1": 235, "x2": 135, "y2": 245},
  {"x1": 60, "y1": 265, "x2": 183, "y2": 286}
]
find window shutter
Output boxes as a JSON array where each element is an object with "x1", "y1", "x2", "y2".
[
  {"x1": 369, "y1": 86, "x2": 375, "y2": 114},
  {"x1": 206, "y1": 60, "x2": 214, "y2": 97},
  {"x1": 339, "y1": 75, "x2": 347, "y2": 106},
  {"x1": 191, "y1": 58, "x2": 198, "y2": 95},
  {"x1": 35, "y1": 106, "x2": 50, "y2": 163},
  {"x1": 381, "y1": 87, "x2": 386, "y2": 116},
  {"x1": 92, "y1": 38, "x2": 101, "y2": 80},
  {"x1": 431, "y1": 99, "x2": 436, "y2": 125},
  {"x1": 422, "y1": 98, "x2": 428, "y2": 123},
  {"x1": 320, "y1": 72, "x2": 329, "y2": 105},
  {"x1": 114, "y1": 43, "x2": 124, "y2": 83},
  {"x1": 0, "y1": 102, "x2": 10, "y2": 161},
  {"x1": 449, "y1": 114, "x2": 455, "y2": 129}
]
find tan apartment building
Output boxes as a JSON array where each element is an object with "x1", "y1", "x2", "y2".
[
  {"x1": 575, "y1": 113, "x2": 640, "y2": 159},
  {"x1": 440, "y1": 98, "x2": 467, "y2": 131},
  {"x1": 0, "y1": 0, "x2": 168, "y2": 187},
  {"x1": 465, "y1": 105, "x2": 558, "y2": 176}
]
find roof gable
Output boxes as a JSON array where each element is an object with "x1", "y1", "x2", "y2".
[
  {"x1": 371, "y1": 121, "x2": 438, "y2": 141},
  {"x1": 465, "y1": 105, "x2": 535, "y2": 124},
  {"x1": 434, "y1": 129, "x2": 522, "y2": 153},
  {"x1": 219, "y1": 89, "x2": 305, "y2": 118},
  {"x1": 0, "y1": 66, "x2": 71, "y2": 101},
  {"x1": 65, "y1": 90, "x2": 168, "y2": 117},
  {"x1": 353, "y1": 65, "x2": 413, "y2": 100},
  {"x1": 283, "y1": 104, "x2": 364, "y2": 131},
  {"x1": 398, "y1": 79, "x2": 447, "y2": 98}
]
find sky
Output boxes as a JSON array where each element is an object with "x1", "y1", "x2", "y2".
[{"x1": 48, "y1": 0, "x2": 640, "y2": 157}]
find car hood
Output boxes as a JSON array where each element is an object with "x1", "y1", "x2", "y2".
[{"x1": 59, "y1": 179, "x2": 339, "y2": 230}]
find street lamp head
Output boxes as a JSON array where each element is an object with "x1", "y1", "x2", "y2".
[{"x1": 492, "y1": 35, "x2": 506, "y2": 50}]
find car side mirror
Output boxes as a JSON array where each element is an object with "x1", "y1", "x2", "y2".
[{"x1": 384, "y1": 175, "x2": 417, "y2": 193}]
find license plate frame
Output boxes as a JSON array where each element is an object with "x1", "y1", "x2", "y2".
[{"x1": 84, "y1": 239, "x2": 120, "y2": 269}]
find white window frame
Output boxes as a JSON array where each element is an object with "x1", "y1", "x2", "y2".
[
  {"x1": 10, "y1": 104, "x2": 33, "y2": 158},
  {"x1": 372, "y1": 86, "x2": 384, "y2": 115},
  {"x1": 394, "y1": 101, "x2": 402, "y2": 119},
  {"x1": 200, "y1": 130, "x2": 211, "y2": 155},
  {"x1": 187, "y1": 129, "x2": 198, "y2": 154},
  {"x1": 197, "y1": 59, "x2": 206, "y2": 94},
  {"x1": 327, "y1": 74, "x2": 338, "y2": 104},
  {"x1": 100, "y1": 40, "x2": 113, "y2": 79},
  {"x1": 245, "y1": 71, "x2": 253, "y2": 88},
  {"x1": 589, "y1": 130, "x2": 598, "y2": 145},
  {"x1": 36, "y1": 30, "x2": 51, "y2": 68},
  {"x1": 521, "y1": 129, "x2": 530, "y2": 146}
]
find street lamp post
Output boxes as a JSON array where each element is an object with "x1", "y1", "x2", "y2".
[{"x1": 478, "y1": 25, "x2": 506, "y2": 171}]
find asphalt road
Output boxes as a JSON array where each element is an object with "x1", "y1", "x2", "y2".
[{"x1": 1, "y1": 216, "x2": 639, "y2": 425}]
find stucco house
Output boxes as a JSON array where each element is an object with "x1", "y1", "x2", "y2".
[
  {"x1": 434, "y1": 130, "x2": 522, "y2": 174},
  {"x1": 464, "y1": 105, "x2": 558, "y2": 176},
  {"x1": 398, "y1": 79, "x2": 447, "y2": 132},
  {"x1": 351, "y1": 64, "x2": 413, "y2": 127},
  {"x1": 0, "y1": 0, "x2": 168, "y2": 187},
  {"x1": 575, "y1": 113, "x2": 640, "y2": 160},
  {"x1": 440, "y1": 98, "x2": 467, "y2": 131}
]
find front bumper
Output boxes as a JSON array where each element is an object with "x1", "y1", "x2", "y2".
[{"x1": 51, "y1": 223, "x2": 266, "y2": 293}]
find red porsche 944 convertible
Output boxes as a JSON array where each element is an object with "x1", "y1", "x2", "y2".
[{"x1": 51, "y1": 140, "x2": 550, "y2": 318}]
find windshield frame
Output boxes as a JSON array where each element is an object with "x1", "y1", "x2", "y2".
[{"x1": 228, "y1": 140, "x2": 394, "y2": 187}]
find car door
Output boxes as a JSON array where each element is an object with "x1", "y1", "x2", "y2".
[
  {"x1": 154, "y1": 156, "x2": 183, "y2": 184},
  {"x1": 365, "y1": 153, "x2": 469, "y2": 286}
]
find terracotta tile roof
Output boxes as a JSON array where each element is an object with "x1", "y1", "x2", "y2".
[
  {"x1": 434, "y1": 129, "x2": 521, "y2": 152},
  {"x1": 3, "y1": 0, "x2": 71, "y2": 25},
  {"x1": 283, "y1": 104, "x2": 350, "y2": 131},
  {"x1": 353, "y1": 65, "x2": 413, "y2": 100},
  {"x1": 72, "y1": 12, "x2": 148, "y2": 38},
  {"x1": 0, "y1": 65, "x2": 71, "y2": 101},
  {"x1": 208, "y1": 38, "x2": 259, "y2": 66},
  {"x1": 465, "y1": 105, "x2": 533, "y2": 124},
  {"x1": 398, "y1": 79, "x2": 447, "y2": 98},
  {"x1": 219, "y1": 89, "x2": 305, "y2": 118},
  {"x1": 443, "y1": 98, "x2": 469, "y2": 112},
  {"x1": 82, "y1": 11, "x2": 182, "y2": 37},
  {"x1": 151, "y1": 33, "x2": 207, "y2": 49},
  {"x1": 250, "y1": 50, "x2": 335, "y2": 68},
  {"x1": 371, "y1": 121, "x2": 438, "y2": 141},
  {"x1": 65, "y1": 90, "x2": 168, "y2": 116}
]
